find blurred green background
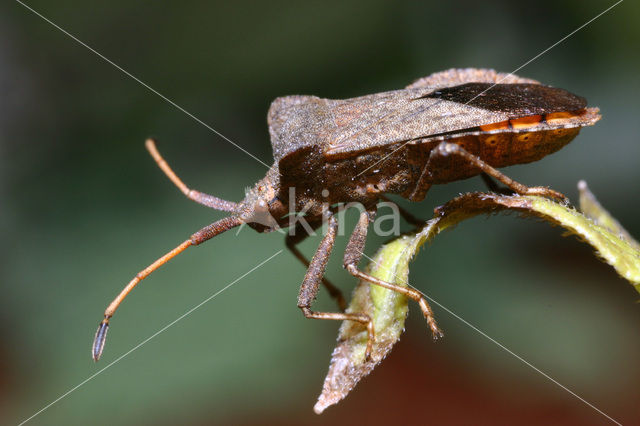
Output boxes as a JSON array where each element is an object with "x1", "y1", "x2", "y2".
[{"x1": 2, "y1": 0, "x2": 640, "y2": 424}]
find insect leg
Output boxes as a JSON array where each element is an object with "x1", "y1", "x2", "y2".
[
  {"x1": 297, "y1": 213, "x2": 375, "y2": 359},
  {"x1": 92, "y1": 215, "x2": 242, "y2": 361},
  {"x1": 480, "y1": 173, "x2": 513, "y2": 195},
  {"x1": 286, "y1": 219, "x2": 346, "y2": 311},
  {"x1": 407, "y1": 163, "x2": 433, "y2": 202},
  {"x1": 430, "y1": 142, "x2": 566, "y2": 201},
  {"x1": 343, "y1": 209, "x2": 443, "y2": 340},
  {"x1": 145, "y1": 138, "x2": 238, "y2": 212}
]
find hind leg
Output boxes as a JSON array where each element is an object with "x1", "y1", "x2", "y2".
[{"x1": 428, "y1": 142, "x2": 566, "y2": 201}]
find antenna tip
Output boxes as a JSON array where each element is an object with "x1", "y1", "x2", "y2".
[
  {"x1": 145, "y1": 138, "x2": 157, "y2": 150},
  {"x1": 92, "y1": 319, "x2": 109, "y2": 362}
]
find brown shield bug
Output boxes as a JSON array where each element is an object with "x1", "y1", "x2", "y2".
[{"x1": 92, "y1": 68, "x2": 600, "y2": 361}]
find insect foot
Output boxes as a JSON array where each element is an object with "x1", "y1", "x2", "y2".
[
  {"x1": 519, "y1": 186, "x2": 568, "y2": 204},
  {"x1": 418, "y1": 298, "x2": 444, "y2": 340}
]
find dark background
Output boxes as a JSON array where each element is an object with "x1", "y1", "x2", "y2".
[{"x1": 2, "y1": 1, "x2": 639, "y2": 424}]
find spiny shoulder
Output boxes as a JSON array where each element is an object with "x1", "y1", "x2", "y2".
[{"x1": 406, "y1": 68, "x2": 540, "y2": 89}]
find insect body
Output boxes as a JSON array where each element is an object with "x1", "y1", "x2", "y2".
[{"x1": 92, "y1": 68, "x2": 600, "y2": 361}]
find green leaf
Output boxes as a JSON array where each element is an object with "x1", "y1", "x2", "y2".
[
  {"x1": 315, "y1": 182, "x2": 640, "y2": 413},
  {"x1": 314, "y1": 234, "x2": 413, "y2": 414}
]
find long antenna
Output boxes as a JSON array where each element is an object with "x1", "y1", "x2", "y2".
[
  {"x1": 92, "y1": 215, "x2": 242, "y2": 361},
  {"x1": 146, "y1": 138, "x2": 238, "y2": 212}
]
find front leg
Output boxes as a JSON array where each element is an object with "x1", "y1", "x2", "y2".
[
  {"x1": 297, "y1": 213, "x2": 376, "y2": 358},
  {"x1": 286, "y1": 220, "x2": 346, "y2": 311},
  {"x1": 343, "y1": 208, "x2": 443, "y2": 340}
]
